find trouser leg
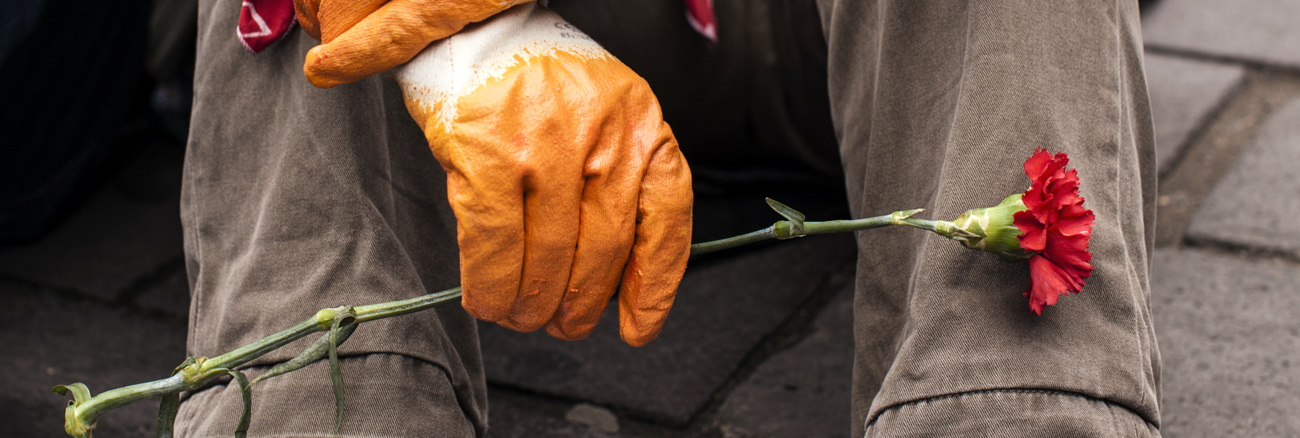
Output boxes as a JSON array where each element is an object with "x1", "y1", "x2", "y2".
[
  {"x1": 813, "y1": 1, "x2": 1161, "y2": 436},
  {"x1": 178, "y1": 0, "x2": 487, "y2": 435}
]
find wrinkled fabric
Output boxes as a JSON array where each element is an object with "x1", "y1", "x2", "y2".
[
  {"x1": 179, "y1": 0, "x2": 486, "y2": 435},
  {"x1": 180, "y1": 0, "x2": 1161, "y2": 436},
  {"x1": 549, "y1": 0, "x2": 843, "y2": 197},
  {"x1": 866, "y1": 390, "x2": 1161, "y2": 437},
  {"x1": 812, "y1": 0, "x2": 1161, "y2": 436}
]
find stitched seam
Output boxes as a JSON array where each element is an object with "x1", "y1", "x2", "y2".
[
  {"x1": 865, "y1": 388, "x2": 1159, "y2": 431},
  {"x1": 1110, "y1": 0, "x2": 1158, "y2": 422}
]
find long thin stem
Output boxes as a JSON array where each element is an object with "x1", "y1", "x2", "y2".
[
  {"x1": 59, "y1": 207, "x2": 949, "y2": 435},
  {"x1": 354, "y1": 287, "x2": 463, "y2": 322},
  {"x1": 688, "y1": 227, "x2": 776, "y2": 256}
]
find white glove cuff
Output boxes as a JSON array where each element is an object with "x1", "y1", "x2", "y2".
[{"x1": 390, "y1": 3, "x2": 611, "y2": 132}]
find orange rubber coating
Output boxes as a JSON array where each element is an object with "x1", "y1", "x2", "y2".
[
  {"x1": 294, "y1": 0, "x2": 534, "y2": 88},
  {"x1": 401, "y1": 51, "x2": 693, "y2": 347}
]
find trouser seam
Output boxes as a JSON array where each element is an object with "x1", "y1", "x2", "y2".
[{"x1": 864, "y1": 388, "x2": 1159, "y2": 432}]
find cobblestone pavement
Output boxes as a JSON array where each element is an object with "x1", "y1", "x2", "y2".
[{"x1": 4, "y1": 2, "x2": 1299, "y2": 437}]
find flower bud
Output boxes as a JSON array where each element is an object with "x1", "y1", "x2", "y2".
[{"x1": 938, "y1": 194, "x2": 1033, "y2": 262}]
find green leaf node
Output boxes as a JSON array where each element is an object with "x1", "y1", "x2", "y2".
[
  {"x1": 766, "y1": 198, "x2": 807, "y2": 238},
  {"x1": 53, "y1": 383, "x2": 93, "y2": 437}
]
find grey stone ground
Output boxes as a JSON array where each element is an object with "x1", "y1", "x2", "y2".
[{"x1": 4, "y1": 2, "x2": 1300, "y2": 437}]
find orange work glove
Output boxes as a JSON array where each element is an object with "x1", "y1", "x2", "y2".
[
  {"x1": 297, "y1": 2, "x2": 693, "y2": 346},
  {"x1": 294, "y1": 0, "x2": 535, "y2": 88}
]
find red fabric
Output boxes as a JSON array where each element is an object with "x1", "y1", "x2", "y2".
[
  {"x1": 1013, "y1": 149, "x2": 1095, "y2": 315},
  {"x1": 238, "y1": 0, "x2": 296, "y2": 53},
  {"x1": 685, "y1": 0, "x2": 717, "y2": 42}
]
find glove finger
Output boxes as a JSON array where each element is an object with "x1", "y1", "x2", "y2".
[
  {"x1": 315, "y1": 0, "x2": 389, "y2": 43},
  {"x1": 293, "y1": 0, "x2": 323, "y2": 40},
  {"x1": 616, "y1": 130, "x2": 692, "y2": 347},
  {"x1": 303, "y1": 0, "x2": 516, "y2": 88},
  {"x1": 495, "y1": 164, "x2": 583, "y2": 333},
  {"x1": 447, "y1": 166, "x2": 525, "y2": 323},
  {"x1": 541, "y1": 140, "x2": 641, "y2": 342}
]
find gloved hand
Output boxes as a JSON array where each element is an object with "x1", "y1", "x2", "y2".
[
  {"x1": 297, "y1": 2, "x2": 693, "y2": 346},
  {"x1": 294, "y1": 0, "x2": 534, "y2": 88}
]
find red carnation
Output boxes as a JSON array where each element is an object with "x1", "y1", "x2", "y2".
[{"x1": 1012, "y1": 149, "x2": 1095, "y2": 315}]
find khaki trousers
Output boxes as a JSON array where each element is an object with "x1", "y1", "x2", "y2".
[
  {"x1": 814, "y1": 1, "x2": 1161, "y2": 436},
  {"x1": 179, "y1": 0, "x2": 1159, "y2": 436},
  {"x1": 176, "y1": 0, "x2": 486, "y2": 435}
]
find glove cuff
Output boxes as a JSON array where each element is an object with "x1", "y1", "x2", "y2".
[{"x1": 390, "y1": 2, "x2": 610, "y2": 132}]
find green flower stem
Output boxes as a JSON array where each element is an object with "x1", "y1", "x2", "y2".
[
  {"x1": 690, "y1": 208, "x2": 933, "y2": 256},
  {"x1": 67, "y1": 374, "x2": 183, "y2": 436},
  {"x1": 206, "y1": 319, "x2": 320, "y2": 371},
  {"x1": 353, "y1": 286, "x2": 463, "y2": 323},
  {"x1": 687, "y1": 228, "x2": 775, "y2": 256},
  {"x1": 58, "y1": 205, "x2": 949, "y2": 437}
]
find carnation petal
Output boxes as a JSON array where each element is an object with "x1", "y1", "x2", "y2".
[
  {"x1": 1055, "y1": 209, "x2": 1095, "y2": 236},
  {"x1": 1027, "y1": 255, "x2": 1074, "y2": 314},
  {"x1": 1043, "y1": 228, "x2": 1093, "y2": 285},
  {"x1": 1013, "y1": 211, "x2": 1047, "y2": 251},
  {"x1": 1028, "y1": 190, "x2": 1055, "y2": 223},
  {"x1": 1023, "y1": 148, "x2": 1055, "y2": 179},
  {"x1": 1016, "y1": 150, "x2": 1093, "y2": 314},
  {"x1": 1051, "y1": 151, "x2": 1070, "y2": 168}
]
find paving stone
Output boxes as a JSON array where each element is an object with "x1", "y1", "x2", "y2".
[
  {"x1": 566, "y1": 404, "x2": 620, "y2": 433},
  {"x1": 1186, "y1": 98, "x2": 1300, "y2": 256},
  {"x1": 1143, "y1": 0, "x2": 1300, "y2": 69},
  {"x1": 488, "y1": 404, "x2": 621, "y2": 438},
  {"x1": 1150, "y1": 249, "x2": 1300, "y2": 437},
  {"x1": 479, "y1": 234, "x2": 858, "y2": 426},
  {"x1": 713, "y1": 283, "x2": 853, "y2": 438},
  {"x1": 487, "y1": 390, "x2": 661, "y2": 438},
  {"x1": 1144, "y1": 53, "x2": 1244, "y2": 174},
  {"x1": 0, "y1": 145, "x2": 185, "y2": 300},
  {"x1": 0, "y1": 280, "x2": 189, "y2": 437}
]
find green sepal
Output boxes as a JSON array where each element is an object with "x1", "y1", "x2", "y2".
[{"x1": 947, "y1": 194, "x2": 1033, "y2": 262}]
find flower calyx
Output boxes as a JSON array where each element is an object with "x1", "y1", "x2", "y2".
[{"x1": 937, "y1": 194, "x2": 1035, "y2": 262}]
